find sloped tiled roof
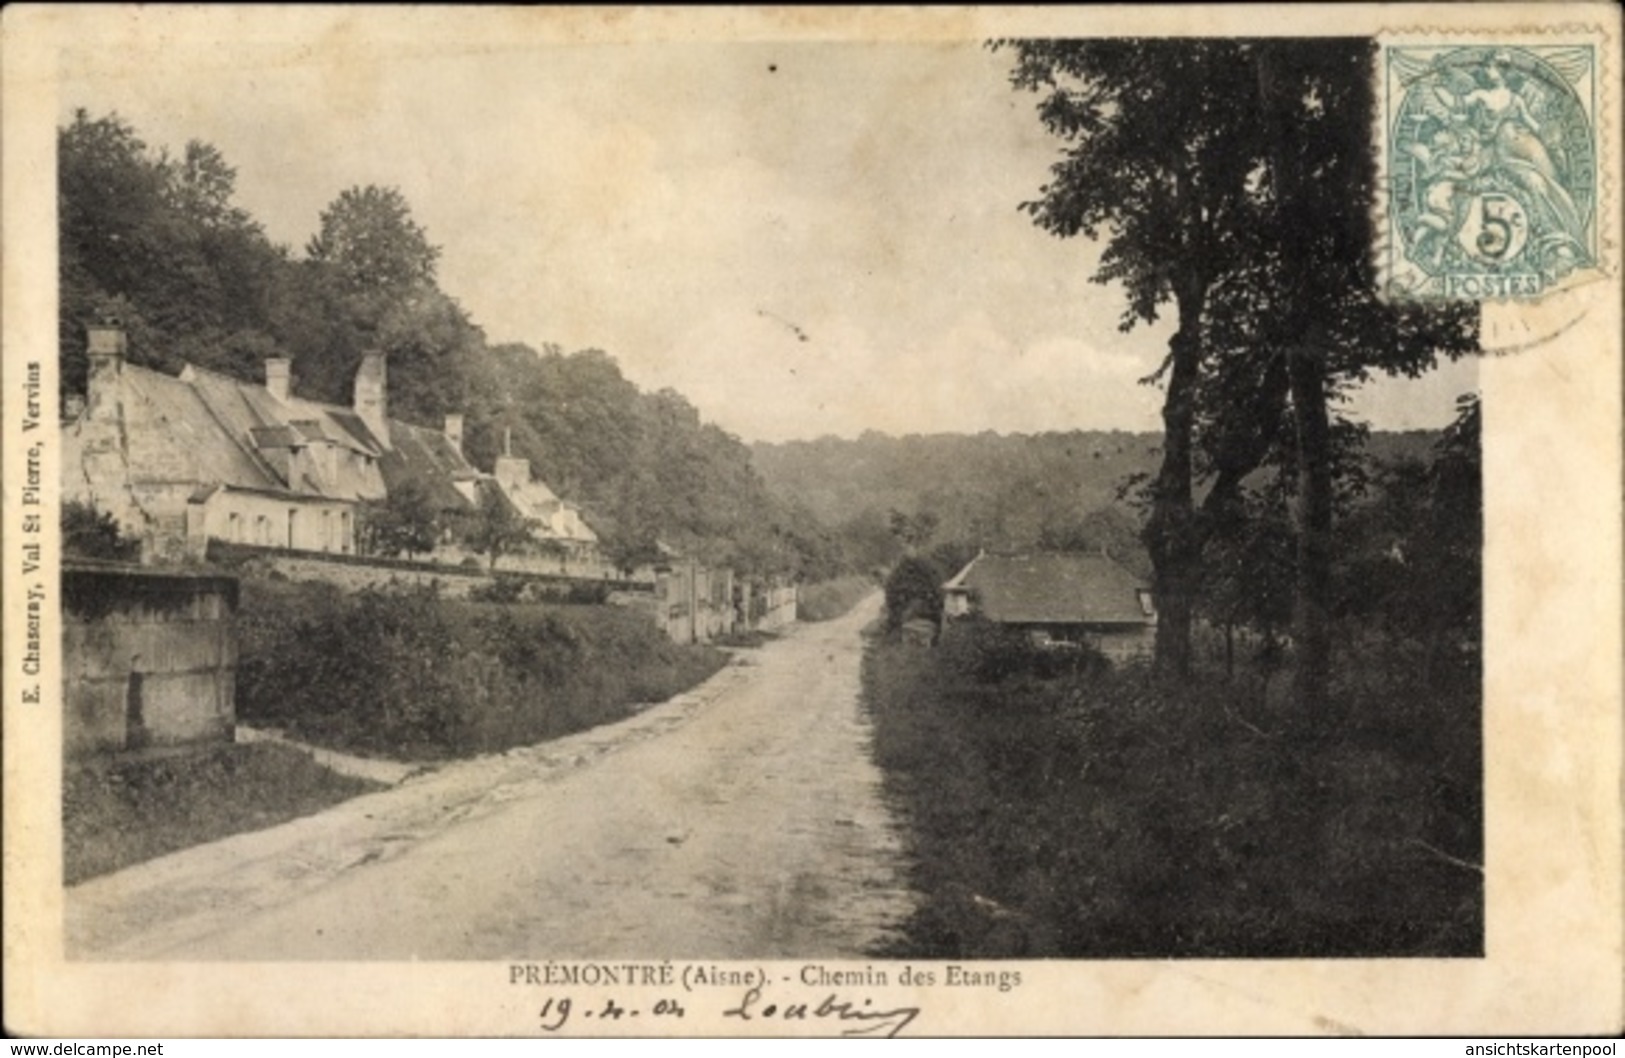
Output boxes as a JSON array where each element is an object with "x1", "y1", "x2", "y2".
[
  {"x1": 187, "y1": 367, "x2": 385, "y2": 460},
  {"x1": 377, "y1": 419, "x2": 479, "y2": 513},
  {"x1": 183, "y1": 364, "x2": 398, "y2": 501},
  {"x1": 325, "y1": 409, "x2": 385, "y2": 452},
  {"x1": 946, "y1": 552, "x2": 1151, "y2": 626},
  {"x1": 117, "y1": 366, "x2": 283, "y2": 490}
]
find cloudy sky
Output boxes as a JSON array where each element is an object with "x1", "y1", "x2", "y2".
[{"x1": 54, "y1": 15, "x2": 1475, "y2": 442}]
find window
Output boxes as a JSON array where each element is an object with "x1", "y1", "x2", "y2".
[
  {"x1": 256, "y1": 515, "x2": 270, "y2": 545},
  {"x1": 341, "y1": 511, "x2": 352, "y2": 554},
  {"x1": 287, "y1": 509, "x2": 298, "y2": 549},
  {"x1": 322, "y1": 510, "x2": 333, "y2": 551},
  {"x1": 227, "y1": 512, "x2": 241, "y2": 542}
]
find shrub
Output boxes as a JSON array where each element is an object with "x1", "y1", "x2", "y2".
[
  {"x1": 62, "y1": 500, "x2": 141, "y2": 562},
  {"x1": 883, "y1": 556, "x2": 943, "y2": 630},
  {"x1": 938, "y1": 617, "x2": 1107, "y2": 683},
  {"x1": 562, "y1": 581, "x2": 611, "y2": 606},
  {"x1": 235, "y1": 580, "x2": 726, "y2": 760},
  {"x1": 469, "y1": 575, "x2": 526, "y2": 603}
]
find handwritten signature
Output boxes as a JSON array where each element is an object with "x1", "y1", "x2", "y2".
[{"x1": 722, "y1": 984, "x2": 922, "y2": 1038}]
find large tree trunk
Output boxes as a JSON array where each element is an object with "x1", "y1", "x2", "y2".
[
  {"x1": 1289, "y1": 344, "x2": 1333, "y2": 713},
  {"x1": 1145, "y1": 292, "x2": 1204, "y2": 680},
  {"x1": 1257, "y1": 47, "x2": 1337, "y2": 717}
]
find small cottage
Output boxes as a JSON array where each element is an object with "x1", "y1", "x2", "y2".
[{"x1": 942, "y1": 550, "x2": 1156, "y2": 662}]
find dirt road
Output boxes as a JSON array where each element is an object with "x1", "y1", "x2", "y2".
[{"x1": 67, "y1": 593, "x2": 913, "y2": 959}]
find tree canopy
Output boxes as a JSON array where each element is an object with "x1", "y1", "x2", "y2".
[{"x1": 998, "y1": 38, "x2": 1480, "y2": 704}]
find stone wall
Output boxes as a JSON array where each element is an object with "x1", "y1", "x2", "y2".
[
  {"x1": 653, "y1": 561, "x2": 736, "y2": 644},
  {"x1": 63, "y1": 563, "x2": 239, "y2": 758},
  {"x1": 205, "y1": 541, "x2": 648, "y2": 600},
  {"x1": 755, "y1": 585, "x2": 799, "y2": 633}
]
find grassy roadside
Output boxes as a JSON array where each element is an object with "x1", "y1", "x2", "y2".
[
  {"x1": 237, "y1": 580, "x2": 728, "y2": 761},
  {"x1": 797, "y1": 575, "x2": 876, "y2": 622},
  {"x1": 64, "y1": 743, "x2": 383, "y2": 885},
  {"x1": 862, "y1": 633, "x2": 1482, "y2": 958}
]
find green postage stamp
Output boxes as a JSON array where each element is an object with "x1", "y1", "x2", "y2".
[{"x1": 1380, "y1": 36, "x2": 1606, "y2": 302}]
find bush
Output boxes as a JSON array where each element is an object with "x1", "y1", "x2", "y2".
[
  {"x1": 469, "y1": 575, "x2": 526, "y2": 603},
  {"x1": 62, "y1": 500, "x2": 141, "y2": 562},
  {"x1": 883, "y1": 556, "x2": 944, "y2": 630},
  {"x1": 236, "y1": 580, "x2": 726, "y2": 760},
  {"x1": 938, "y1": 617, "x2": 1107, "y2": 682}
]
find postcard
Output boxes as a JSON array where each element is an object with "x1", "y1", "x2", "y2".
[{"x1": 3, "y1": 5, "x2": 1620, "y2": 1038}]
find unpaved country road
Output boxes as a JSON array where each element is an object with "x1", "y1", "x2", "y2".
[{"x1": 68, "y1": 593, "x2": 913, "y2": 960}]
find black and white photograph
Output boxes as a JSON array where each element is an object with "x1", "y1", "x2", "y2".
[{"x1": 4, "y1": 5, "x2": 1620, "y2": 1039}]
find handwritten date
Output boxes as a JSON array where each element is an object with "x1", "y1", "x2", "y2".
[{"x1": 539, "y1": 996, "x2": 686, "y2": 1031}]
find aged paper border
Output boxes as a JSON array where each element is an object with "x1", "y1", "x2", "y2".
[{"x1": 4, "y1": 5, "x2": 1621, "y2": 1038}]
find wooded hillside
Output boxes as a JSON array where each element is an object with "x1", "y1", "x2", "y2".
[
  {"x1": 752, "y1": 428, "x2": 1439, "y2": 575},
  {"x1": 59, "y1": 110, "x2": 837, "y2": 578}
]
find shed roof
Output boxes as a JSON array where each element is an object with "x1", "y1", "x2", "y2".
[{"x1": 945, "y1": 551, "x2": 1151, "y2": 626}]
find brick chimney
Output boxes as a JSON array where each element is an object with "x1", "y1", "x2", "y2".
[
  {"x1": 444, "y1": 413, "x2": 464, "y2": 455},
  {"x1": 353, "y1": 351, "x2": 390, "y2": 449},
  {"x1": 264, "y1": 357, "x2": 292, "y2": 403},
  {"x1": 85, "y1": 324, "x2": 127, "y2": 420}
]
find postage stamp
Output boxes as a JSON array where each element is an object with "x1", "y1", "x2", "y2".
[{"x1": 1379, "y1": 37, "x2": 1606, "y2": 302}]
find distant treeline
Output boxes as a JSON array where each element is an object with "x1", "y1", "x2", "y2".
[{"x1": 753, "y1": 428, "x2": 1441, "y2": 574}]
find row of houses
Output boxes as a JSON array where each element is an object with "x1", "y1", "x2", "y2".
[
  {"x1": 64, "y1": 324, "x2": 601, "y2": 571},
  {"x1": 63, "y1": 325, "x2": 797, "y2": 649},
  {"x1": 57, "y1": 325, "x2": 802, "y2": 761}
]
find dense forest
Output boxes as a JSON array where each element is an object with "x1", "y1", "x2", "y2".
[{"x1": 58, "y1": 109, "x2": 842, "y2": 579}]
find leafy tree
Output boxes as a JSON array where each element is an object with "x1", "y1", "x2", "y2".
[
  {"x1": 999, "y1": 40, "x2": 1272, "y2": 679},
  {"x1": 1001, "y1": 40, "x2": 1480, "y2": 710},
  {"x1": 358, "y1": 479, "x2": 441, "y2": 559},
  {"x1": 305, "y1": 185, "x2": 440, "y2": 298},
  {"x1": 888, "y1": 509, "x2": 939, "y2": 553},
  {"x1": 884, "y1": 555, "x2": 946, "y2": 631},
  {"x1": 1334, "y1": 394, "x2": 1480, "y2": 688},
  {"x1": 58, "y1": 110, "x2": 293, "y2": 397},
  {"x1": 601, "y1": 527, "x2": 666, "y2": 579},
  {"x1": 57, "y1": 111, "x2": 832, "y2": 583},
  {"x1": 1249, "y1": 42, "x2": 1478, "y2": 711},
  {"x1": 457, "y1": 481, "x2": 533, "y2": 572},
  {"x1": 161, "y1": 140, "x2": 256, "y2": 233}
]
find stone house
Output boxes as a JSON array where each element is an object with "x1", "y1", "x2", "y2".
[
  {"x1": 482, "y1": 445, "x2": 603, "y2": 572},
  {"x1": 62, "y1": 325, "x2": 482, "y2": 563},
  {"x1": 942, "y1": 550, "x2": 1157, "y2": 662}
]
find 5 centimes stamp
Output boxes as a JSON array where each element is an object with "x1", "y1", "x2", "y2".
[{"x1": 1380, "y1": 38, "x2": 1604, "y2": 303}]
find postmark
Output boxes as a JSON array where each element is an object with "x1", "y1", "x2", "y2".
[{"x1": 1379, "y1": 39, "x2": 1604, "y2": 305}]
